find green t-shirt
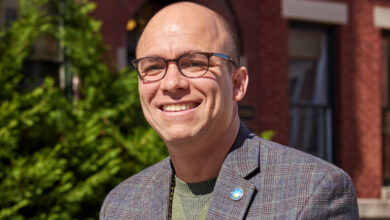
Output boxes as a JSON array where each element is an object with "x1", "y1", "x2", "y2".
[{"x1": 172, "y1": 176, "x2": 217, "y2": 220}]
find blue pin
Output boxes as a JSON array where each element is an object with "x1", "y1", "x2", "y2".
[{"x1": 230, "y1": 188, "x2": 243, "y2": 201}]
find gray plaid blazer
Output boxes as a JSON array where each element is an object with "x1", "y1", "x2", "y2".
[{"x1": 100, "y1": 124, "x2": 359, "y2": 219}]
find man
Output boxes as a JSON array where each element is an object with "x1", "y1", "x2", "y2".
[{"x1": 100, "y1": 2, "x2": 359, "y2": 219}]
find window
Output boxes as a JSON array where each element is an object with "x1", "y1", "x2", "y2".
[{"x1": 288, "y1": 24, "x2": 336, "y2": 163}]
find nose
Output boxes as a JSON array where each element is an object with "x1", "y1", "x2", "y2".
[{"x1": 160, "y1": 62, "x2": 189, "y2": 93}]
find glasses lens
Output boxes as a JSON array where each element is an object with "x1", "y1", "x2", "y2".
[
  {"x1": 137, "y1": 57, "x2": 166, "y2": 81},
  {"x1": 179, "y1": 53, "x2": 208, "y2": 77}
]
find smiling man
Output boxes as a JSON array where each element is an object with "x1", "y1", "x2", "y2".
[{"x1": 100, "y1": 2, "x2": 359, "y2": 219}]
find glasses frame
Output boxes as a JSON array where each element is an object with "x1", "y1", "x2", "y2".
[{"x1": 131, "y1": 52, "x2": 237, "y2": 82}]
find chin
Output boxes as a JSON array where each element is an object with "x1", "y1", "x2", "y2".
[
  {"x1": 163, "y1": 132, "x2": 194, "y2": 142},
  {"x1": 160, "y1": 128, "x2": 198, "y2": 144}
]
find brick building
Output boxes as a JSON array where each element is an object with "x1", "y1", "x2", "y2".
[
  {"x1": 2, "y1": 0, "x2": 388, "y2": 217},
  {"x1": 90, "y1": 0, "x2": 390, "y2": 217}
]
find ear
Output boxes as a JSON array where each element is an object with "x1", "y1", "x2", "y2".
[{"x1": 232, "y1": 66, "x2": 249, "y2": 101}]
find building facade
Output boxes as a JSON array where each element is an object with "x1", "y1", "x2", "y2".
[{"x1": 90, "y1": 0, "x2": 390, "y2": 218}]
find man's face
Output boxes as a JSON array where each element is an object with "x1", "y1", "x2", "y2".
[{"x1": 136, "y1": 8, "x2": 243, "y2": 145}]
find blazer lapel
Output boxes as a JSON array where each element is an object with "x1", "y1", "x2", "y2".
[
  {"x1": 206, "y1": 124, "x2": 261, "y2": 220},
  {"x1": 147, "y1": 158, "x2": 173, "y2": 219}
]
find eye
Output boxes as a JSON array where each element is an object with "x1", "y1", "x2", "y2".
[
  {"x1": 179, "y1": 54, "x2": 208, "y2": 73},
  {"x1": 139, "y1": 58, "x2": 166, "y2": 76},
  {"x1": 143, "y1": 64, "x2": 165, "y2": 75},
  {"x1": 181, "y1": 60, "x2": 207, "y2": 68}
]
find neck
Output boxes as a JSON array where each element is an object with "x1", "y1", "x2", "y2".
[{"x1": 167, "y1": 116, "x2": 240, "y2": 183}]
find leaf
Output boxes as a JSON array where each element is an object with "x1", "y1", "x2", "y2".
[{"x1": 260, "y1": 130, "x2": 276, "y2": 140}]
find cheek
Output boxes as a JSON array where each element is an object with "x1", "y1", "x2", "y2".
[
  {"x1": 218, "y1": 76, "x2": 234, "y2": 99},
  {"x1": 204, "y1": 79, "x2": 233, "y2": 110},
  {"x1": 138, "y1": 83, "x2": 159, "y2": 106}
]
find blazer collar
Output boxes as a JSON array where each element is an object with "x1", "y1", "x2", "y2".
[
  {"x1": 147, "y1": 157, "x2": 173, "y2": 219},
  {"x1": 153, "y1": 123, "x2": 261, "y2": 219},
  {"x1": 206, "y1": 123, "x2": 261, "y2": 220},
  {"x1": 160, "y1": 122, "x2": 260, "y2": 178},
  {"x1": 222, "y1": 122, "x2": 260, "y2": 178}
]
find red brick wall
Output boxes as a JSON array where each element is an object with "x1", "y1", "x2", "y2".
[
  {"x1": 335, "y1": 0, "x2": 383, "y2": 198},
  {"x1": 233, "y1": 0, "x2": 290, "y2": 145},
  {"x1": 91, "y1": 0, "x2": 145, "y2": 63}
]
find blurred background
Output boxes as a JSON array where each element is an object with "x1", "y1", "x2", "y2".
[{"x1": 1, "y1": 0, "x2": 390, "y2": 219}]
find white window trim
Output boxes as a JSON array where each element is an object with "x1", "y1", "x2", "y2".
[
  {"x1": 374, "y1": 6, "x2": 390, "y2": 30},
  {"x1": 282, "y1": 0, "x2": 348, "y2": 25},
  {"x1": 358, "y1": 187, "x2": 390, "y2": 218}
]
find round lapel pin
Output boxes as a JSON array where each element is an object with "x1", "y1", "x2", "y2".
[{"x1": 230, "y1": 188, "x2": 243, "y2": 201}]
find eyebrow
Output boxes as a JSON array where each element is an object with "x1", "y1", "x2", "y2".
[{"x1": 139, "y1": 49, "x2": 203, "y2": 59}]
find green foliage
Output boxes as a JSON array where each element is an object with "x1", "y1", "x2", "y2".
[
  {"x1": 0, "y1": 0, "x2": 167, "y2": 219},
  {"x1": 260, "y1": 130, "x2": 275, "y2": 141}
]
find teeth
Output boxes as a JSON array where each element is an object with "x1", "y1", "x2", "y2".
[{"x1": 162, "y1": 103, "x2": 196, "y2": 112}]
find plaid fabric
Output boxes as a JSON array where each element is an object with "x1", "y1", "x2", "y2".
[{"x1": 100, "y1": 123, "x2": 359, "y2": 219}]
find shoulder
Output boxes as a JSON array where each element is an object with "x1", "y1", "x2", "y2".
[
  {"x1": 256, "y1": 137, "x2": 355, "y2": 192},
  {"x1": 237, "y1": 123, "x2": 345, "y2": 176},
  {"x1": 232, "y1": 124, "x2": 352, "y2": 185},
  {"x1": 100, "y1": 157, "x2": 170, "y2": 218},
  {"x1": 104, "y1": 157, "x2": 169, "y2": 198},
  {"x1": 116, "y1": 157, "x2": 169, "y2": 187},
  {"x1": 249, "y1": 138, "x2": 358, "y2": 217},
  {"x1": 257, "y1": 137, "x2": 348, "y2": 178}
]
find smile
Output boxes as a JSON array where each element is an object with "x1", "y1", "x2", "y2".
[{"x1": 161, "y1": 103, "x2": 199, "y2": 112}]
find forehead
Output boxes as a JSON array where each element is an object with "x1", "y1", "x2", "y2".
[{"x1": 136, "y1": 5, "x2": 228, "y2": 58}]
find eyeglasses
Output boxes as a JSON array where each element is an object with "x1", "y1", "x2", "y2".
[{"x1": 131, "y1": 52, "x2": 237, "y2": 82}]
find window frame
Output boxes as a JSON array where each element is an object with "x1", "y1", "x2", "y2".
[{"x1": 288, "y1": 21, "x2": 338, "y2": 164}]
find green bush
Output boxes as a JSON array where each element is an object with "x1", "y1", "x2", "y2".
[{"x1": 0, "y1": 0, "x2": 167, "y2": 219}]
